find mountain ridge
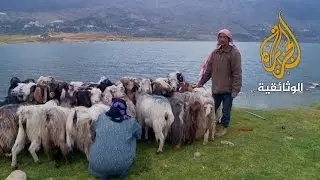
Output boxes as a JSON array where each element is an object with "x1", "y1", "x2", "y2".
[{"x1": 0, "y1": 0, "x2": 319, "y2": 42}]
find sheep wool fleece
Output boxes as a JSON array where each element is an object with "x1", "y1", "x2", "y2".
[{"x1": 88, "y1": 113, "x2": 142, "y2": 179}]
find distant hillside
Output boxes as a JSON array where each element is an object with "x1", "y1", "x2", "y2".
[{"x1": 0, "y1": 0, "x2": 319, "y2": 42}]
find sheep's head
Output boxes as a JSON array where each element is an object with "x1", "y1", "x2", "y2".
[
  {"x1": 11, "y1": 83, "x2": 23, "y2": 96},
  {"x1": 68, "y1": 81, "x2": 86, "y2": 97},
  {"x1": 138, "y1": 78, "x2": 152, "y2": 94},
  {"x1": 167, "y1": 73, "x2": 179, "y2": 91},
  {"x1": 11, "y1": 82, "x2": 36, "y2": 102},
  {"x1": 72, "y1": 90, "x2": 92, "y2": 107},
  {"x1": 176, "y1": 72, "x2": 185, "y2": 83},
  {"x1": 115, "y1": 82, "x2": 126, "y2": 93},
  {"x1": 106, "y1": 85, "x2": 126, "y2": 98},
  {"x1": 203, "y1": 103, "x2": 214, "y2": 117},
  {"x1": 47, "y1": 81, "x2": 69, "y2": 100},
  {"x1": 102, "y1": 89, "x2": 113, "y2": 106},
  {"x1": 178, "y1": 82, "x2": 193, "y2": 92},
  {"x1": 120, "y1": 77, "x2": 140, "y2": 94},
  {"x1": 88, "y1": 87, "x2": 102, "y2": 105},
  {"x1": 97, "y1": 78, "x2": 114, "y2": 92},
  {"x1": 33, "y1": 78, "x2": 51, "y2": 104},
  {"x1": 168, "y1": 72, "x2": 185, "y2": 91},
  {"x1": 37, "y1": 76, "x2": 55, "y2": 85},
  {"x1": 152, "y1": 78, "x2": 173, "y2": 96}
]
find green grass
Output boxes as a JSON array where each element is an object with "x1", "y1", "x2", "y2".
[{"x1": 1, "y1": 105, "x2": 320, "y2": 180}]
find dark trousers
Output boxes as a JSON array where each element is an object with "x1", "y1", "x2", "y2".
[{"x1": 213, "y1": 92, "x2": 233, "y2": 128}]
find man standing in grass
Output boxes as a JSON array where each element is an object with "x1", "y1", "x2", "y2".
[{"x1": 195, "y1": 29, "x2": 242, "y2": 137}]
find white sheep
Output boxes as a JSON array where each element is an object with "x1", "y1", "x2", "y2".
[
  {"x1": 42, "y1": 105, "x2": 73, "y2": 166},
  {"x1": 10, "y1": 100, "x2": 59, "y2": 169},
  {"x1": 182, "y1": 91, "x2": 222, "y2": 144},
  {"x1": 66, "y1": 103, "x2": 110, "y2": 160},
  {"x1": 167, "y1": 72, "x2": 180, "y2": 91},
  {"x1": 193, "y1": 86, "x2": 223, "y2": 122},
  {"x1": 88, "y1": 87, "x2": 103, "y2": 105},
  {"x1": 135, "y1": 78, "x2": 174, "y2": 154},
  {"x1": 11, "y1": 82, "x2": 36, "y2": 102}
]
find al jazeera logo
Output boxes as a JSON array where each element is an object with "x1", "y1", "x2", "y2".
[{"x1": 258, "y1": 11, "x2": 303, "y2": 95}]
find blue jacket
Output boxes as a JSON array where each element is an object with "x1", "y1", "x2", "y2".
[{"x1": 88, "y1": 112, "x2": 142, "y2": 178}]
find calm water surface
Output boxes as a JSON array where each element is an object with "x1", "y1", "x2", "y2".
[{"x1": 0, "y1": 41, "x2": 319, "y2": 109}]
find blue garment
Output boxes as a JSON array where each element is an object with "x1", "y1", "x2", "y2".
[
  {"x1": 88, "y1": 113, "x2": 142, "y2": 180},
  {"x1": 213, "y1": 92, "x2": 234, "y2": 128}
]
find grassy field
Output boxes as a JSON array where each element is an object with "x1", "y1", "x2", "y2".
[{"x1": 1, "y1": 104, "x2": 320, "y2": 180}]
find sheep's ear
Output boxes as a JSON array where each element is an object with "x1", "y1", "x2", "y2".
[
  {"x1": 120, "y1": 78, "x2": 127, "y2": 85},
  {"x1": 151, "y1": 80, "x2": 157, "y2": 86},
  {"x1": 87, "y1": 90, "x2": 92, "y2": 97},
  {"x1": 69, "y1": 84, "x2": 74, "y2": 90},
  {"x1": 43, "y1": 86, "x2": 48, "y2": 103},
  {"x1": 132, "y1": 83, "x2": 139, "y2": 92},
  {"x1": 30, "y1": 85, "x2": 36, "y2": 93}
]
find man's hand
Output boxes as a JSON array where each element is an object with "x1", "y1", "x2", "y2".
[
  {"x1": 192, "y1": 84, "x2": 202, "y2": 88},
  {"x1": 231, "y1": 92, "x2": 238, "y2": 98}
]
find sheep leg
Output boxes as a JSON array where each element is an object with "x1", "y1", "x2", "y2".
[
  {"x1": 66, "y1": 132, "x2": 74, "y2": 151},
  {"x1": 154, "y1": 131, "x2": 164, "y2": 154},
  {"x1": 210, "y1": 119, "x2": 217, "y2": 141},
  {"x1": 28, "y1": 140, "x2": 41, "y2": 164},
  {"x1": 60, "y1": 143, "x2": 72, "y2": 164},
  {"x1": 163, "y1": 126, "x2": 170, "y2": 141},
  {"x1": 144, "y1": 123, "x2": 152, "y2": 144},
  {"x1": 203, "y1": 129, "x2": 209, "y2": 145},
  {"x1": 85, "y1": 146, "x2": 90, "y2": 161},
  {"x1": 11, "y1": 127, "x2": 26, "y2": 169},
  {"x1": 144, "y1": 125, "x2": 148, "y2": 140}
]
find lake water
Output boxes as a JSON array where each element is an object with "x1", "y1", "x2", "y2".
[{"x1": 0, "y1": 41, "x2": 319, "y2": 109}]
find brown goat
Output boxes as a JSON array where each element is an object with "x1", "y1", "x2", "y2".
[
  {"x1": 34, "y1": 76, "x2": 56, "y2": 104},
  {"x1": 168, "y1": 93, "x2": 185, "y2": 150},
  {"x1": 151, "y1": 78, "x2": 174, "y2": 97},
  {"x1": 184, "y1": 100, "x2": 202, "y2": 145},
  {"x1": 182, "y1": 91, "x2": 218, "y2": 145},
  {"x1": 120, "y1": 77, "x2": 140, "y2": 104},
  {"x1": 178, "y1": 82, "x2": 194, "y2": 93},
  {"x1": 168, "y1": 92, "x2": 202, "y2": 150}
]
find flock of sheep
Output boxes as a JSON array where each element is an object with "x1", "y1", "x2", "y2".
[{"x1": 0, "y1": 71, "x2": 222, "y2": 170}]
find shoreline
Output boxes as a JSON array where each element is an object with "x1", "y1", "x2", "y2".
[
  {"x1": 0, "y1": 33, "x2": 179, "y2": 44},
  {"x1": 1, "y1": 33, "x2": 320, "y2": 44}
]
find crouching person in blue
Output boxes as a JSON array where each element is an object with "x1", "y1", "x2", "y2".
[{"x1": 88, "y1": 98, "x2": 142, "y2": 180}]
